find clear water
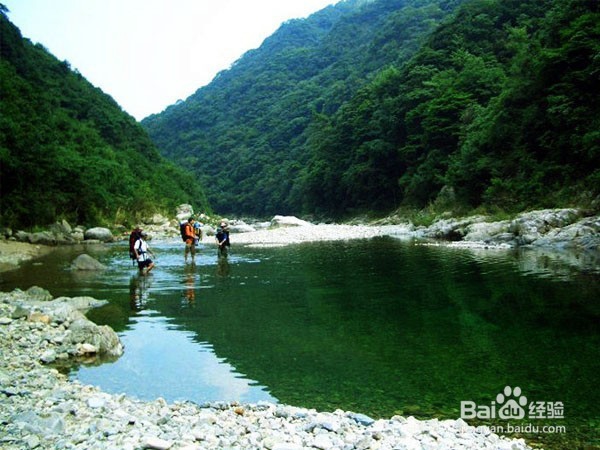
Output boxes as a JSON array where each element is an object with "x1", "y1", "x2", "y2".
[{"x1": 1, "y1": 237, "x2": 598, "y2": 448}]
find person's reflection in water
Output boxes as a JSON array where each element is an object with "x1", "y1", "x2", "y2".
[
  {"x1": 129, "y1": 273, "x2": 151, "y2": 311},
  {"x1": 183, "y1": 263, "x2": 198, "y2": 306},
  {"x1": 216, "y1": 255, "x2": 230, "y2": 278}
]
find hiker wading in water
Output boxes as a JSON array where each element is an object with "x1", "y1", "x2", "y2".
[
  {"x1": 215, "y1": 221, "x2": 230, "y2": 257},
  {"x1": 183, "y1": 217, "x2": 197, "y2": 263},
  {"x1": 133, "y1": 232, "x2": 155, "y2": 275}
]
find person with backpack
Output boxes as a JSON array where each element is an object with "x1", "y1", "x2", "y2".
[
  {"x1": 181, "y1": 217, "x2": 197, "y2": 263},
  {"x1": 193, "y1": 219, "x2": 203, "y2": 244},
  {"x1": 215, "y1": 221, "x2": 230, "y2": 257},
  {"x1": 133, "y1": 232, "x2": 155, "y2": 275},
  {"x1": 129, "y1": 226, "x2": 143, "y2": 266}
]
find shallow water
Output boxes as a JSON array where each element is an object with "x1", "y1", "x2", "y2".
[{"x1": 1, "y1": 237, "x2": 598, "y2": 447}]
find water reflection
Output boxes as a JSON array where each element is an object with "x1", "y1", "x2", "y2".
[
  {"x1": 129, "y1": 274, "x2": 151, "y2": 311},
  {"x1": 413, "y1": 241, "x2": 600, "y2": 280},
  {"x1": 216, "y1": 255, "x2": 230, "y2": 278},
  {"x1": 183, "y1": 264, "x2": 197, "y2": 305},
  {"x1": 74, "y1": 312, "x2": 276, "y2": 405}
]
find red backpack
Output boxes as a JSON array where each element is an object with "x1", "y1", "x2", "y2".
[{"x1": 129, "y1": 230, "x2": 141, "y2": 261}]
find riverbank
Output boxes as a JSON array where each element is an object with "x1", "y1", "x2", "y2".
[
  {"x1": 2, "y1": 208, "x2": 598, "y2": 279},
  {"x1": 230, "y1": 209, "x2": 600, "y2": 252},
  {"x1": 0, "y1": 287, "x2": 533, "y2": 450},
  {"x1": 2, "y1": 207, "x2": 598, "y2": 262},
  {"x1": 0, "y1": 241, "x2": 55, "y2": 273},
  {"x1": 232, "y1": 223, "x2": 415, "y2": 247}
]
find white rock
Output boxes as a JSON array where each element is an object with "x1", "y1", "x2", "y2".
[
  {"x1": 272, "y1": 444, "x2": 304, "y2": 450},
  {"x1": 271, "y1": 215, "x2": 313, "y2": 227},
  {"x1": 144, "y1": 436, "x2": 173, "y2": 449},
  {"x1": 312, "y1": 433, "x2": 334, "y2": 449},
  {"x1": 87, "y1": 396, "x2": 106, "y2": 409},
  {"x1": 40, "y1": 349, "x2": 56, "y2": 363},
  {"x1": 78, "y1": 343, "x2": 98, "y2": 354}
]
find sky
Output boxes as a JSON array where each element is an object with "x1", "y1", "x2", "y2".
[{"x1": 3, "y1": 0, "x2": 339, "y2": 120}]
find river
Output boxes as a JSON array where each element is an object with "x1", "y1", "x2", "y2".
[{"x1": 0, "y1": 236, "x2": 598, "y2": 448}]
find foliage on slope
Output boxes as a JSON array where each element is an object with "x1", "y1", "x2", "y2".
[
  {"x1": 144, "y1": 0, "x2": 599, "y2": 218},
  {"x1": 302, "y1": 0, "x2": 600, "y2": 216},
  {"x1": 0, "y1": 7, "x2": 209, "y2": 228},
  {"x1": 143, "y1": 0, "x2": 461, "y2": 216}
]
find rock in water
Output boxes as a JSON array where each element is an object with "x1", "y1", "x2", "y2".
[
  {"x1": 83, "y1": 227, "x2": 114, "y2": 242},
  {"x1": 70, "y1": 254, "x2": 106, "y2": 271}
]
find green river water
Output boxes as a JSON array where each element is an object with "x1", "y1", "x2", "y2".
[{"x1": 1, "y1": 237, "x2": 598, "y2": 448}]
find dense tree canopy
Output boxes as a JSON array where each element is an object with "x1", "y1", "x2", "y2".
[
  {"x1": 0, "y1": 8, "x2": 209, "y2": 228},
  {"x1": 144, "y1": 0, "x2": 599, "y2": 219},
  {"x1": 3, "y1": 0, "x2": 596, "y2": 224},
  {"x1": 143, "y1": 0, "x2": 461, "y2": 217}
]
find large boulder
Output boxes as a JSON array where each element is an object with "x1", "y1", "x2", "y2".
[
  {"x1": 423, "y1": 215, "x2": 487, "y2": 241},
  {"x1": 68, "y1": 317, "x2": 123, "y2": 356},
  {"x1": 70, "y1": 254, "x2": 106, "y2": 271},
  {"x1": 509, "y1": 209, "x2": 581, "y2": 244},
  {"x1": 271, "y1": 215, "x2": 313, "y2": 228},
  {"x1": 83, "y1": 227, "x2": 113, "y2": 242},
  {"x1": 143, "y1": 213, "x2": 170, "y2": 226},
  {"x1": 176, "y1": 204, "x2": 194, "y2": 222},
  {"x1": 532, "y1": 216, "x2": 600, "y2": 250},
  {"x1": 48, "y1": 220, "x2": 72, "y2": 235},
  {"x1": 25, "y1": 286, "x2": 53, "y2": 302},
  {"x1": 463, "y1": 220, "x2": 512, "y2": 243}
]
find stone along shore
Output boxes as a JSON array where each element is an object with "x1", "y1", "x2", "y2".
[{"x1": 0, "y1": 288, "x2": 533, "y2": 450}]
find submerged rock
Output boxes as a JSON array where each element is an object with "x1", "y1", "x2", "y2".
[{"x1": 70, "y1": 254, "x2": 106, "y2": 271}]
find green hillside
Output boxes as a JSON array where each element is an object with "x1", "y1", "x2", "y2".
[
  {"x1": 0, "y1": 6, "x2": 209, "y2": 229},
  {"x1": 143, "y1": 0, "x2": 463, "y2": 216},
  {"x1": 143, "y1": 0, "x2": 599, "y2": 219}
]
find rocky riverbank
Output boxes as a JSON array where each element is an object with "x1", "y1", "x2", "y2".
[
  {"x1": 413, "y1": 208, "x2": 600, "y2": 251},
  {"x1": 2, "y1": 207, "x2": 598, "y2": 277},
  {"x1": 0, "y1": 288, "x2": 532, "y2": 450},
  {"x1": 212, "y1": 209, "x2": 600, "y2": 253},
  {"x1": 3, "y1": 206, "x2": 599, "y2": 249}
]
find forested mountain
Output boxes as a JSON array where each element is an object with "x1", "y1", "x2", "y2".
[
  {"x1": 144, "y1": 0, "x2": 599, "y2": 219},
  {"x1": 143, "y1": 0, "x2": 463, "y2": 216},
  {"x1": 0, "y1": 6, "x2": 209, "y2": 229}
]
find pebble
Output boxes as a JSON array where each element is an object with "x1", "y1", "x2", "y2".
[{"x1": 0, "y1": 288, "x2": 533, "y2": 450}]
